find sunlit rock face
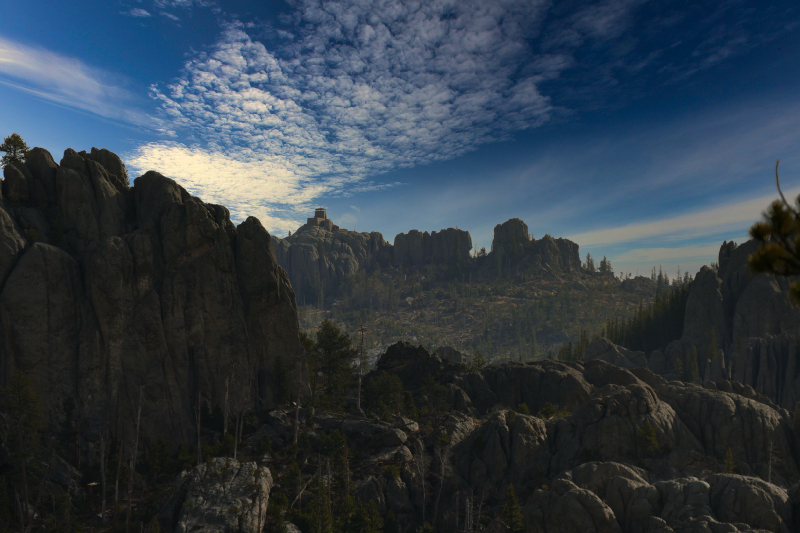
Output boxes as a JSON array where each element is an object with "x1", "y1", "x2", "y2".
[{"x1": 0, "y1": 147, "x2": 304, "y2": 457}]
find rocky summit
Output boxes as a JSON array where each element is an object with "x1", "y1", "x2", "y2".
[
  {"x1": 271, "y1": 211, "x2": 583, "y2": 303},
  {"x1": 0, "y1": 147, "x2": 303, "y2": 458}
]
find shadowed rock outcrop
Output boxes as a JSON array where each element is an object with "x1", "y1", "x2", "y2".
[
  {"x1": 350, "y1": 343, "x2": 800, "y2": 532},
  {"x1": 489, "y1": 219, "x2": 581, "y2": 274},
  {"x1": 674, "y1": 240, "x2": 800, "y2": 411},
  {"x1": 271, "y1": 224, "x2": 392, "y2": 304},
  {"x1": 0, "y1": 147, "x2": 303, "y2": 458},
  {"x1": 392, "y1": 227, "x2": 472, "y2": 268}
]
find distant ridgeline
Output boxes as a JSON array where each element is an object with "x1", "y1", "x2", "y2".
[{"x1": 271, "y1": 211, "x2": 583, "y2": 304}]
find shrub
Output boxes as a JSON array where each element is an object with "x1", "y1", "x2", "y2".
[
  {"x1": 537, "y1": 402, "x2": 556, "y2": 419},
  {"x1": 516, "y1": 403, "x2": 530, "y2": 416},
  {"x1": 637, "y1": 422, "x2": 660, "y2": 455}
]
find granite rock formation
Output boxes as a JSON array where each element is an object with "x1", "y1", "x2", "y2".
[
  {"x1": 271, "y1": 224, "x2": 392, "y2": 304},
  {"x1": 489, "y1": 219, "x2": 582, "y2": 273},
  {"x1": 0, "y1": 147, "x2": 303, "y2": 458},
  {"x1": 168, "y1": 458, "x2": 272, "y2": 533},
  {"x1": 271, "y1": 215, "x2": 584, "y2": 303},
  {"x1": 261, "y1": 342, "x2": 799, "y2": 533},
  {"x1": 392, "y1": 227, "x2": 472, "y2": 268},
  {"x1": 660, "y1": 240, "x2": 800, "y2": 411}
]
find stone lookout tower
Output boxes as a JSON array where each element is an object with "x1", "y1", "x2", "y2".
[{"x1": 307, "y1": 207, "x2": 337, "y2": 231}]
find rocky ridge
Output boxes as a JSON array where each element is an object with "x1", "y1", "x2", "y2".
[
  {"x1": 271, "y1": 215, "x2": 583, "y2": 303},
  {"x1": 243, "y1": 341, "x2": 800, "y2": 533},
  {"x1": 0, "y1": 148, "x2": 303, "y2": 457},
  {"x1": 634, "y1": 240, "x2": 800, "y2": 413}
]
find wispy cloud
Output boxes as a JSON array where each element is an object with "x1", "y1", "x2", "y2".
[
  {"x1": 568, "y1": 186, "x2": 800, "y2": 247},
  {"x1": 136, "y1": 0, "x2": 569, "y2": 230},
  {"x1": 123, "y1": 8, "x2": 152, "y2": 17},
  {"x1": 610, "y1": 244, "x2": 726, "y2": 264},
  {"x1": 132, "y1": 0, "x2": 799, "y2": 235},
  {"x1": 0, "y1": 36, "x2": 155, "y2": 126}
]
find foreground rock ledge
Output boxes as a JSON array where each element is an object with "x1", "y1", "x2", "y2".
[{"x1": 173, "y1": 458, "x2": 272, "y2": 533}]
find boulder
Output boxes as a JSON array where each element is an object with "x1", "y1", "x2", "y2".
[
  {"x1": 2, "y1": 163, "x2": 30, "y2": 203},
  {"x1": 435, "y1": 345, "x2": 463, "y2": 364},
  {"x1": 174, "y1": 458, "x2": 272, "y2": 533},
  {"x1": 584, "y1": 337, "x2": 648, "y2": 369}
]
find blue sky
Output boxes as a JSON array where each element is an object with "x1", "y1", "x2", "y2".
[{"x1": 1, "y1": 0, "x2": 799, "y2": 277}]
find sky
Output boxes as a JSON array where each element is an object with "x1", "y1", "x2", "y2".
[{"x1": 1, "y1": 0, "x2": 800, "y2": 278}]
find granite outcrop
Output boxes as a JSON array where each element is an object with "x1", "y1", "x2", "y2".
[{"x1": 0, "y1": 147, "x2": 304, "y2": 458}]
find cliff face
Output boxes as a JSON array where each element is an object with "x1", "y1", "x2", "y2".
[
  {"x1": 671, "y1": 240, "x2": 800, "y2": 410},
  {"x1": 490, "y1": 218, "x2": 582, "y2": 273},
  {"x1": 271, "y1": 224, "x2": 393, "y2": 304},
  {"x1": 273, "y1": 216, "x2": 582, "y2": 302},
  {"x1": 271, "y1": 224, "x2": 471, "y2": 303},
  {"x1": 0, "y1": 148, "x2": 303, "y2": 455},
  {"x1": 392, "y1": 227, "x2": 472, "y2": 268}
]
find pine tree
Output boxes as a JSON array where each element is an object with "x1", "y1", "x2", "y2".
[
  {"x1": 725, "y1": 447, "x2": 737, "y2": 474},
  {"x1": 748, "y1": 161, "x2": 800, "y2": 302},
  {"x1": 501, "y1": 484, "x2": 524, "y2": 533},
  {"x1": 0, "y1": 133, "x2": 29, "y2": 167},
  {"x1": 685, "y1": 346, "x2": 699, "y2": 383}
]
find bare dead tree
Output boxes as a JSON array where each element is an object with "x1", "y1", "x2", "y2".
[
  {"x1": 195, "y1": 391, "x2": 202, "y2": 467},
  {"x1": 475, "y1": 490, "x2": 485, "y2": 533},
  {"x1": 465, "y1": 490, "x2": 472, "y2": 533},
  {"x1": 454, "y1": 490, "x2": 459, "y2": 533},
  {"x1": 432, "y1": 444, "x2": 451, "y2": 527},
  {"x1": 294, "y1": 354, "x2": 303, "y2": 445},
  {"x1": 126, "y1": 388, "x2": 143, "y2": 533},
  {"x1": 114, "y1": 441, "x2": 124, "y2": 523},
  {"x1": 101, "y1": 433, "x2": 107, "y2": 523},
  {"x1": 413, "y1": 440, "x2": 430, "y2": 523},
  {"x1": 344, "y1": 440, "x2": 350, "y2": 501},
  {"x1": 223, "y1": 375, "x2": 230, "y2": 436},
  {"x1": 357, "y1": 325, "x2": 368, "y2": 411}
]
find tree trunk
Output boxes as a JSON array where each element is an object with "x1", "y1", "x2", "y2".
[
  {"x1": 195, "y1": 391, "x2": 202, "y2": 466},
  {"x1": 126, "y1": 389, "x2": 143, "y2": 533},
  {"x1": 223, "y1": 376, "x2": 230, "y2": 436},
  {"x1": 233, "y1": 414, "x2": 240, "y2": 460},
  {"x1": 114, "y1": 441, "x2": 124, "y2": 524},
  {"x1": 101, "y1": 436, "x2": 107, "y2": 523},
  {"x1": 15, "y1": 488, "x2": 24, "y2": 533},
  {"x1": 21, "y1": 458, "x2": 29, "y2": 531}
]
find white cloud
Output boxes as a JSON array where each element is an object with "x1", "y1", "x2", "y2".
[
  {"x1": 124, "y1": 8, "x2": 152, "y2": 17},
  {"x1": 0, "y1": 36, "x2": 156, "y2": 126},
  {"x1": 138, "y1": 0, "x2": 574, "y2": 230},
  {"x1": 350, "y1": 205, "x2": 360, "y2": 213},
  {"x1": 125, "y1": 142, "x2": 396, "y2": 234}
]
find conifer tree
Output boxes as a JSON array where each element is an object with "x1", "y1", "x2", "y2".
[
  {"x1": 725, "y1": 447, "x2": 737, "y2": 474},
  {"x1": 749, "y1": 161, "x2": 800, "y2": 303},
  {"x1": 685, "y1": 346, "x2": 699, "y2": 383},
  {"x1": 0, "y1": 133, "x2": 29, "y2": 167},
  {"x1": 501, "y1": 484, "x2": 524, "y2": 533}
]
